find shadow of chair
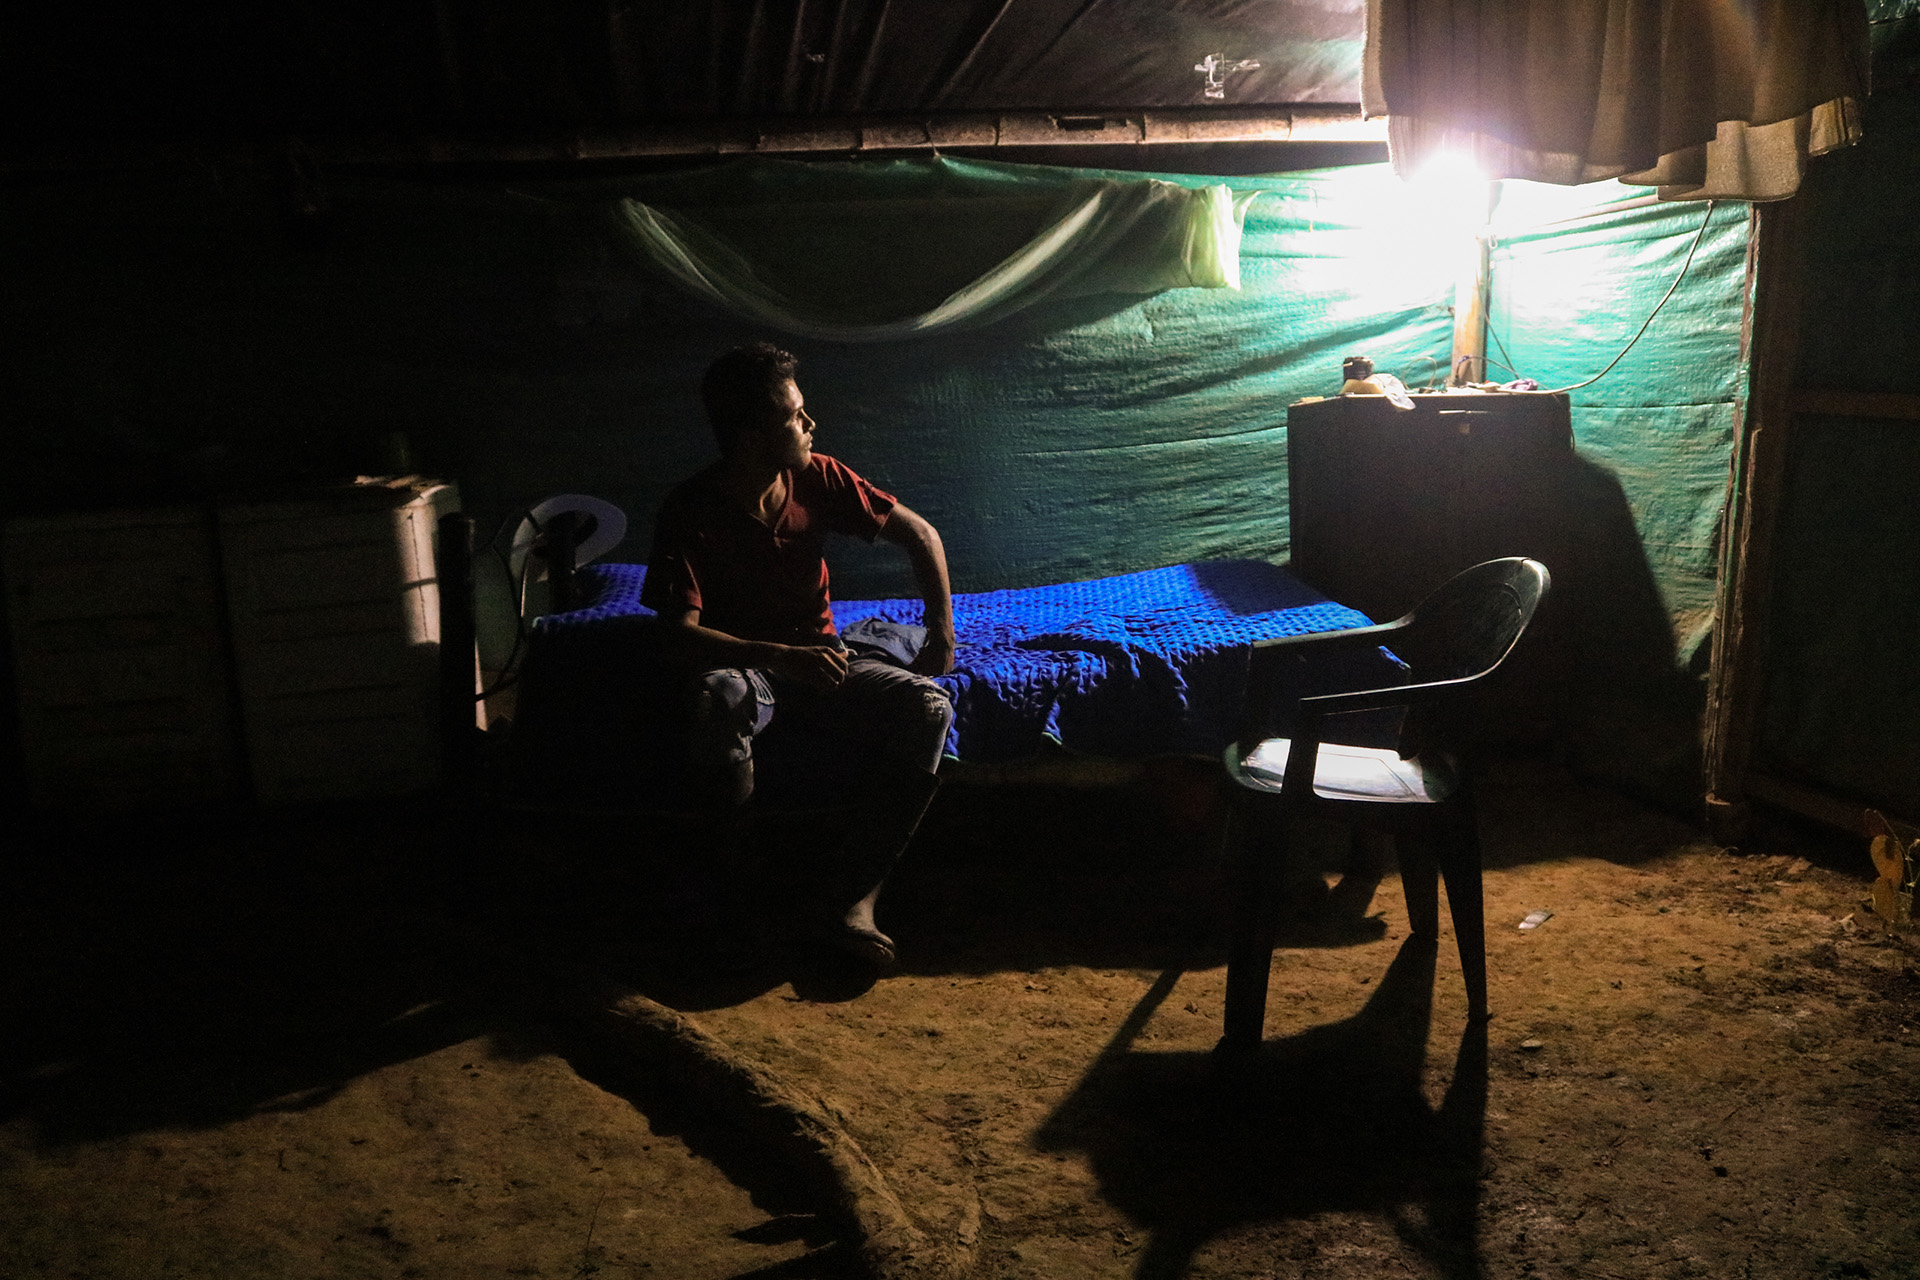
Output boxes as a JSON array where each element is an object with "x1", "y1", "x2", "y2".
[
  {"x1": 1035, "y1": 941, "x2": 1489, "y2": 1280},
  {"x1": 1219, "y1": 558, "x2": 1551, "y2": 1049}
]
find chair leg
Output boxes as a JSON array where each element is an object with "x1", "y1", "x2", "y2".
[
  {"x1": 1437, "y1": 791, "x2": 1489, "y2": 1019},
  {"x1": 1221, "y1": 799, "x2": 1283, "y2": 1051},
  {"x1": 1398, "y1": 826, "x2": 1442, "y2": 941}
]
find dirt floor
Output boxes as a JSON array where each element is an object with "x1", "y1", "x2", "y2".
[{"x1": 2, "y1": 755, "x2": 1916, "y2": 1280}]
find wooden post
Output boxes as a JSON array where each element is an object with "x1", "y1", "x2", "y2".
[
  {"x1": 1450, "y1": 183, "x2": 1493, "y2": 386},
  {"x1": 1703, "y1": 198, "x2": 1807, "y2": 844},
  {"x1": 1451, "y1": 228, "x2": 1491, "y2": 385},
  {"x1": 437, "y1": 512, "x2": 478, "y2": 795}
]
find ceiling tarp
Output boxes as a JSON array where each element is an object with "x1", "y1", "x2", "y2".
[
  {"x1": 627, "y1": 0, "x2": 1364, "y2": 116},
  {"x1": 1364, "y1": 0, "x2": 1869, "y2": 199},
  {"x1": 4, "y1": 0, "x2": 1364, "y2": 147}
]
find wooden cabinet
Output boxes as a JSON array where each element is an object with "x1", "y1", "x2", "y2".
[{"x1": 1286, "y1": 392, "x2": 1580, "y2": 740}]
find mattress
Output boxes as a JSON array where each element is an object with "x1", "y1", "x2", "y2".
[{"x1": 521, "y1": 560, "x2": 1393, "y2": 795}]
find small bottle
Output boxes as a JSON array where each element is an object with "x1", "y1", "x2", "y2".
[{"x1": 1340, "y1": 355, "x2": 1382, "y2": 395}]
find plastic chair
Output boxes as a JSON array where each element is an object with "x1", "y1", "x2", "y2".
[{"x1": 1217, "y1": 557, "x2": 1551, "y2": 1050}]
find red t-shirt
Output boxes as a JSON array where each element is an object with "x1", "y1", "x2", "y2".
[{"x1": 640, "y1": 453, "x2": 896, "y2": 644}]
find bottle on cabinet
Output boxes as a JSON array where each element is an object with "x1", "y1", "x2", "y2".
[
  {"x1": 1340, "y1": 354, "x2": 1382, "y2": 395},
  {"x1": 1338, "y1": 354, "x2": 1414, "y2": 409}
]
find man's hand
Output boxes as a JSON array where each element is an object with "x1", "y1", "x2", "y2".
[
  {"x1": 909, "y1": 628, "x2": 957, "y2": 677},
  {"x1": 878, "y1": 502, "x2": 956, "y2": 678},
  {"x1": 659, "y1": 607, "x2": 849, "y2": 690},
  {"x1": 770, "y1": 643, "x2": 851, "y2": 690}
]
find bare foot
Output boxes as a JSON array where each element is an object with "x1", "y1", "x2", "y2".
[{"x1": 807, "y1": 909, "x2": 896, "y2": 968}]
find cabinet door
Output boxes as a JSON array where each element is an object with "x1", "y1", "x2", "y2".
[
  {"x1": 1439, "y1": 398, "x2": 1577, "y2": 574},
  {"x1": 1287, "y1": 393, "x2": 1576, "y2": 742},
  {"x1": 1289, "y1": 394, "x2": 1573, "y2": 613},
  {"x1": 1288, "y1": 397, "x2": 1462, "y2": 619}
]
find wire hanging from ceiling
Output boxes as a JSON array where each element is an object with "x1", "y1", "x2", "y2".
[{"x1": 1539, "y1": 199, "x2": 1720, "y2": 395}]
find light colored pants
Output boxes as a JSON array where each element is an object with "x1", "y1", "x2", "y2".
[{"x1": 689, "y1": 656, "x2": 954, "y2": 807}]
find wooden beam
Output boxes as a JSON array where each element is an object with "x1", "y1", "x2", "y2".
[
  {"x1": 1787, "y1": 389, "x2": 1920, "y2": 420},
  {"x1": 0, "y1": 105, "x2": 1384, "y2": 174},
  {"x1": 1745, "y1": 771, "x2": 1918, "y2": 841}
]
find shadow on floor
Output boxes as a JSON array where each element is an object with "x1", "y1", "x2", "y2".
[
  {"x1": 1034, "y1": 939, "x2": 1488, "y2": 1280},
  {"x1": 486, "y1": 768, "x2": 1397, "y2": 1012},
  {"x1": 495, "y1": 749, "x2": 1713, "y2": 1016},
  {"x1": 0, "y1": 805, "x2": 505, "y2": 1146},
  {"x1": 1, "y1": 753, "x2": 1711, "y2": 1157},
  {"x1": 0, "y1": 802, "x2": 818, "y2": 1239}
]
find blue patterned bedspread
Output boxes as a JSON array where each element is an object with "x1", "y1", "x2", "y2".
[{"x1": 536, "y1": 560, "x2": 1382, "y2": 764}]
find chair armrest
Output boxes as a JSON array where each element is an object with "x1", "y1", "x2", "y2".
[
  {"x1": 1247, "y1": 619, "x2": 1405, "y2": 656},
  {"x1": 1234, "y1": 620, "x2": 1407, "y2": 752},
  {"x1": 1301, "y1": 672, "x2": 1479, "y2": 714}
]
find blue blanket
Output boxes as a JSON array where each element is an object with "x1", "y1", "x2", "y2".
[{"x1": 535, "y1": 560, "x2": 1385, "y2": 765}]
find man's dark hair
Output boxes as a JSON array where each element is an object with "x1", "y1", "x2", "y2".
[{"x1": 702, "y1": 342, "x2": 799, "y2": 454}]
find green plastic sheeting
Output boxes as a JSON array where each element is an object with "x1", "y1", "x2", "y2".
[
  {"x1": 0, "y1": 154, "x2": 1748, "y2": 770},
  {"x1": 531, "y1": 159, "x2": 1460, "y2": 601},
  {"x1": 543, "y1": 158, "x2": 1745, "y2": 691},
  {"x1": 608, "y1": 158, "x2": 1257, "y2": 340},
  {"x1": 1487, "y1": 184, "x2": 1750, "y2": 670}
]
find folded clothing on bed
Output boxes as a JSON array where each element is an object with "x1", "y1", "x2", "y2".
[{"x1": 509, "y1": 560, "x2": 1402, "y2": 808}]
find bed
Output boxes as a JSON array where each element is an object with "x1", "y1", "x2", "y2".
[{"x1": 505, "y1": 559, "x2": 1401, "y2": 809}]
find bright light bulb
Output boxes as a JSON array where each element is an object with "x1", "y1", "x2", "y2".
[{"x1": 1407, "y1": 152, "x2": 1491, "y2": 233}]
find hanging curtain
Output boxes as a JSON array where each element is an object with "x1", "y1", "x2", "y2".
[
  {"x1": 1363, "y1": 0, "x2": 1870, "y2": 199},
  {"x1": 604, "y1": 157, "x2": 1257, "y2": 342}
]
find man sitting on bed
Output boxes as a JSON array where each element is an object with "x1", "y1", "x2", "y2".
[{"x1": 640, "y1": 341, "x2": 957, "y2": 968}]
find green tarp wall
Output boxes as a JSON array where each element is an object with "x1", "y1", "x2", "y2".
[
  {"x1": 1486, "y1": 184, "x2": 1750, "y2": 798},
  {"x1": 1, "y1": 154, "x2": 1748, "y2": 791},
  {"x1": 447, "y1": 157, "x2": 1468, "y2": 605},
  {"x1": 1489, "y1": 188, "x2": 1749, "y2": 672}
]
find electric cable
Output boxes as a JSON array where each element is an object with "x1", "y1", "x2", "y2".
[
  {"x1": 476, "y1": 508, "x2": 540, "y2": 701},
  {"x1": 475, "y1": 549, "x2": 535, "y2": 700},
  {"x1": 1541, "y1": 199, "x2": 1718, "y2": 395},
  {"x1": 1488, "y1": 321, "x2": 1524, "y2": 385},
  {"x1": 1453, "y1": 352, "x2": 1526, "y2": 382}
]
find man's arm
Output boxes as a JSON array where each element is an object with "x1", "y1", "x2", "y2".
[
  {"x1": 656, "y1": 607, "x2": 850, "y2": 690},
  {"x1": 877, "y1": 502, "x2": 956, "y2": 676}
]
